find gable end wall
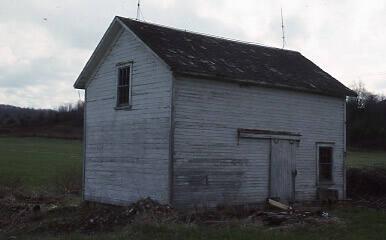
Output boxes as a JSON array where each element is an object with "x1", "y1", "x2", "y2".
[{"x1": 84, "y1": 29, "x2": 173, "y2": 205}]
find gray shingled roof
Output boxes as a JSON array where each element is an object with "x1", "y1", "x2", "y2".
[{"x1": 119, "y1": 17, "x2": 355, "y2": 97}]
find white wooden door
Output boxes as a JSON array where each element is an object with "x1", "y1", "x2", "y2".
[{"x1": 269, "y1": 139, "x2": 297, "y2": 203}]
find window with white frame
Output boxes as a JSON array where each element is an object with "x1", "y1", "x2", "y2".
[
  {"x1": 318, "y1": 145, "x2": 333, "y2": 182},
  {"x1": 116, "y1": 63, "x2": 132, "y2": 107}
]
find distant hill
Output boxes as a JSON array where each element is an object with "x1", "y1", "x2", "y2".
[{"x1": 0, "y1": 102, "x2": 83, "y2": 139}]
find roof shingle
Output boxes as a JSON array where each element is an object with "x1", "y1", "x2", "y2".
[{"x1": 119, "y1": 17, "x2": 356, "y2": 97}]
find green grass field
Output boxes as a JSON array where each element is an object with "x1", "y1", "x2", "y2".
[
  {"x1": 0, "y1": 137, "x2": 386, "y2": 239},
  {"x1": 0, "y1": 137, "x2": 385, "y2": 190},
  {"x1": 0, "y1": 137, "x2": 82, "y2": 190},
  {"x1": 347, "y1": 150, "x2": 386, "y2": 168}
]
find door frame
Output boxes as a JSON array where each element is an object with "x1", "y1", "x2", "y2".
[{"x1": 237, "y1": 128, "x2": 301, "y2": 201}]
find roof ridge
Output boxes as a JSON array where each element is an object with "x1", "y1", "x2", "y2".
[{"x1": 116, "y1": 16, "x2": 299, "y2": 54}]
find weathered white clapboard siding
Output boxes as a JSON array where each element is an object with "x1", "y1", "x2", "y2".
[
  {"x1": 84, "y1": 29, "x2": 172, "y2": 205},
  {"x1": 173, "y1": 76, "x2": 345, "y2": 208}
]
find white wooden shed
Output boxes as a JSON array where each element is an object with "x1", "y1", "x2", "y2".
[{"x1": 74, "y1": 17, "x2": 356, "y2": 208}]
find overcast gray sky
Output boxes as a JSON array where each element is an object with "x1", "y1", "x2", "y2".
[{"x1": 1, "y1": 0, "x2": 385, "y2": 108}]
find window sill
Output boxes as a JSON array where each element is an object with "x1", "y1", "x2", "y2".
[{"x1": 114, "y1": 105, "x2": 132, "y2": 111}]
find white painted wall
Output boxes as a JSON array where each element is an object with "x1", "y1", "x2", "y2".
[
  {"x1": 173, "y1": 76, "x2": 345, "y2": 208},
  {"x1": 84, "y1": 28, "x2": 173, "y2": 205}
]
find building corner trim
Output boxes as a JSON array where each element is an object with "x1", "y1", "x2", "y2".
[
  {"x1": 82, "y1": 89, "x2": 87, "y2": 201},
  {"x1": 168, "y1": 75, "x2": 176, "y2": 205}
]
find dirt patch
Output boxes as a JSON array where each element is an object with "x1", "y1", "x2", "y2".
[{"x1": 0, "y1": 187, "x2": 63, "y2": 228}]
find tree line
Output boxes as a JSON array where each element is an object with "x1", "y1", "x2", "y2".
[
  {"x1": 347, "y1": 82, "x2": 386, "y2": 150},
  {"x1": 0, "y1": 101, "x2": 84, "y2": 139},
  {"x1": 0, "y1": 84, "x2": 385, "y2": 148}
]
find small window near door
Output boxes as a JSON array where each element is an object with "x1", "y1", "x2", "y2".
[
  {"x1": 319, "y1": 146, "x2": 333, "y2": 182},
  {"x1": 116, "y1": 64, "x2": 132, "y2": 108}
]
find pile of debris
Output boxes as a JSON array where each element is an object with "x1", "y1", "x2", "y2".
[
  {"x1": 0, "y1": 194, "x2": 178, "y2": 234},
  {"x1": 251, "y1": 199, "x2": 337, "y2": 227},
  {"x1": 178, "y1": 199, "x2": 338, "y2": 228},
  {"x1": 78, "y1": 197, "x2": 177, "y2": 232},
  {"x1": 0, "y1": 187, "x2": 340, "y2": 235}
]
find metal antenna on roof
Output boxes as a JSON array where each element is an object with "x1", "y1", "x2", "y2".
[
  {"x1": 281, "y1": 7, "x2": 286, "y2": 49},
  {"x1": 136, "y1": 0, "x2": 141, "y2": 20}
]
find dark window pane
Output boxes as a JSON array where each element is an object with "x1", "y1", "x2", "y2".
[
  {"x1": 122, "y1": 86, "x2": 128, "y2": 103},
  {"x1": 118, "y1": 67, "x2": 130, "y2": 86},
  {"x1": 122, "y1": 68, "x2": 127, "y2": 85},
  {"x1": 319, "y1": 146, "x2": 333, "y2": 181},
  {"x1": 118, "y1": 68, "x2": 124, "y2": 86},
  {"x1": 117, "y1": 66, "x2": 131, "y2": 106},
  {"x1": 319, "y1": 164, "x2": 332, "y2": 181},
  {"x1": 118, "y1": 86, "x2": 129, "y2": 105},
  {"x1": 118, "y1": 87, "x2": 123, "y2": 105},
  {"x1": 319, "y1": 147, "x2": 332, "y2": 164},
  {"x1": 118, "y1": 87, "x2": 122, "y2": 104},
  {"x1": 125, "y1": 67, "x2": 130, "y2": 85}
]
